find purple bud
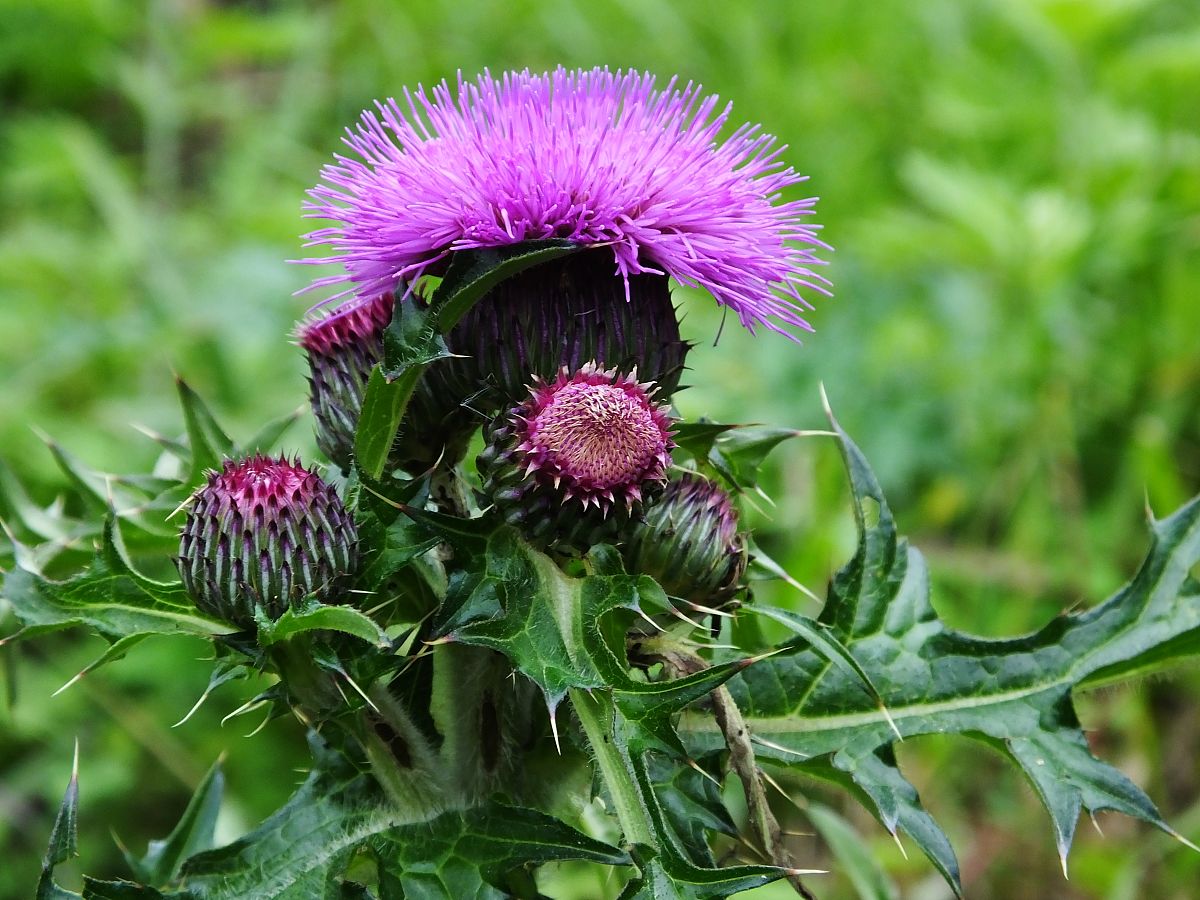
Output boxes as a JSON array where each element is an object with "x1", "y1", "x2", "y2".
[
  {"x1": 177, "y1": 454, "x2": 357, "y2": 627},
  {"x1": 298, "y1": 293, "x2": 394, "y2": 472}
]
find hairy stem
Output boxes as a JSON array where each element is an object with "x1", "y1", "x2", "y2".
[{"x1": 568, "y1": 687, "x2": 654, "y2": 847}]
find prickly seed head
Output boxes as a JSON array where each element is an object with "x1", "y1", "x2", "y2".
[
  {"x1": 177, "y1": 454, "x2": 358, "y2": 628},
  {"x1": 623, "y1": 474, "x2": 747, "y2": 604},
  {"x1": 515, "y1": 362, "x2": 674, "y2": 512}
]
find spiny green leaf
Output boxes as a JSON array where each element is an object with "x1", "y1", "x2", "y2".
[
  {"x1": 180, "y1": 741, "x2": 410, "y2": 899},
  {"x1": 667, "y1": 422, "x2": 739, "y2": 461},
  {"x1": 176, "y1": 377, "x2": 234, "y2": 484},
  {"x1": 355, "y1": 364, "x2": 420, "y2": 481},
  {"x1": 645, "y1": 753, "x2": 735, "y2": 868},
  {"x1": 256, "y1": 599, "x2": 390, "y2": 648},
  {"x1": 680, "y1": 408, "x2": 1200, "y2": 893},
  {"x1": 709, "y1": 426, "x2": 807, "y2": 491},
  {"x1": 2, "y1": 518, "x2": 235, "y2": 642},
  {"x1": 439, "y1": 528, "x2": 746, "y2": 724},
  {"x1": 38, "y1": 743, "x2": 81, "y2": 900}
]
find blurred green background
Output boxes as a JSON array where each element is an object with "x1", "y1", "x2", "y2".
[{"x1": 2, "y1": 0, "x2": 1198, "y2": 897}]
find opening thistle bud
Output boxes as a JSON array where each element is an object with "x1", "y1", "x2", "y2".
[
  {"x1": 299, "y1": 293, "x2": 470, "y2": 473},
  {"x1": 298, "y1": 293, "x2": 393, "y2": 472},
  {"x1": 623, "y1": 474, "x2": 747, "y2": 604},
  {"x1": 177, "y1": 454, "x2": 358, "y2": 628},
  {"x1": 477, "y1": 362, "x2": 675, "y2": 551}
]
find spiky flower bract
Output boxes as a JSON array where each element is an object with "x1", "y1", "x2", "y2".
[
  {"x1": 438, "y1": 249, "x2": 691, "y2": 409},
  {"x1": 303, "y1": 67, "x2": 830, "y2": 338},
  {"x1": 478, "y1": 362, "x2": 675, "y2": 551},
  {"x1": 624, "y1": 473, "x2": 747, "y2": 604},
  {"x1": 177, "y1": 454, "x2": 358, "y2": 628}
]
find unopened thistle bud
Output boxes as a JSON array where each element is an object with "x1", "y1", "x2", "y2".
[
  {"x1": 477, "y1": 362, "x2": 675, "y2": 552},
  {"x1": 298, "y1": 293, "x2": 470, "y2": 473},
  {"x1": 623, "y1": 474, "x2": 747, "y2": 604},
  {"x1": 299, "y1": 293, "x2": 393, "y2": 472},
  {"x1": 177, "y1": 454, "x2": 358, "y2": 628}
]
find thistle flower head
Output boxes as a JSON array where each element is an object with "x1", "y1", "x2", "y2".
[
  {"x1": 298, "y1": 293, "x2": 393, "y2": 471},
  {"x1": 298, "y1": 290, "x2": 393, "y2": 358},
  {"x1": 178, "y1": 454, "x2": 358, "y2": 628},
  {"x1": 514, "y1": 362, "x2": 674, "y2": 513},
  {"x1": 302, "y1": 67, "x2": 829, "y2": 339},
  {"x1": 624, "y1": 474, "x2": 746, "y2": 605}
]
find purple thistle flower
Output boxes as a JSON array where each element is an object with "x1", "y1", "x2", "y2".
[
  {"x1": 301, "y1": 67, "x2": 830, "y2": 339},
  {"x1": 513, "y1": 362, "x2": 675, "y2": 513}
]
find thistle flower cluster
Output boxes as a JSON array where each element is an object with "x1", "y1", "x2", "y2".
[
  {"x1": 177, "y1": 66, "x2": 828, "y2": 624},
  {"x1": 301, "y1": 67, "x2": 829, "y2": 339}
]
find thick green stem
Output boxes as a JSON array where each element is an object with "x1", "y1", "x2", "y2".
[
  {"x1": 269, "y1": 636, "x2": 342, "y2": 718},
  {"x1": 569, "y1": 687, "x2": 654, "y2": 847}
]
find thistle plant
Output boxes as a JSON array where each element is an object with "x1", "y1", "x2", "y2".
[{"x1": 4, "y1": 67, "x2": 1198, "y2": 900}]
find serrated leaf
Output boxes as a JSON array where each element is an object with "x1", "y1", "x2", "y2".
[
  {"x1": 380, "y1": 292, "x2": 455, "y2": 376},
  {"x1": 124, "y1": 757, "x2": 224, "y2": 887},
  {"x1": 176, "y1": 377, "x2": 234, "y2": 483},
  {"x1": 439, "y1": 527, "x2": 745, "y2": 722},
  {"x1": 710, "y1": 426, "x2": 805, "y2": 490},
  {"x1": 0, "y1": 459, "x2": 92, "y2": 545},
  {"x1": 666, "y1": 422, "x2": 739, "y2": 461},
  {"x1": 371, "y1": 802, "x2": 630, "y2": 898},
  {"x1": 434, "y1": 525, "x2": 781, "y2": 894},
  {"x1": 180, "y1": 742, "x2": 405, "y2": 899},
  {"x1": 680, "y1": 408, "x2": 1200, "y2": 893},
  {"x1": 645, "y1": 753, "x2": 735, "y2": 868},
  {"x1": 3, "y1": 518, "x2": 235, "y2": 642},
  {"x1": 355, "y1": 365, "x2": 419, "y2": 481},
  {"x1": 38, "y1": 744, "x2": 81, "y2": 900}
]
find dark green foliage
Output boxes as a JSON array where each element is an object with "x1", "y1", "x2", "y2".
[{"x1": 6, "y1": 244, "x2": 1200, "y2": 900}]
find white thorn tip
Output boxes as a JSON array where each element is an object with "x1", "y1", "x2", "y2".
[{"x1": 549, "y1": 706, "x2": 562, "y2": 756}]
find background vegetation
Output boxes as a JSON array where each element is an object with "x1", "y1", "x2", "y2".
[{"x1": 2, "y1": 0, "x2": 1198, "y2": 897}]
